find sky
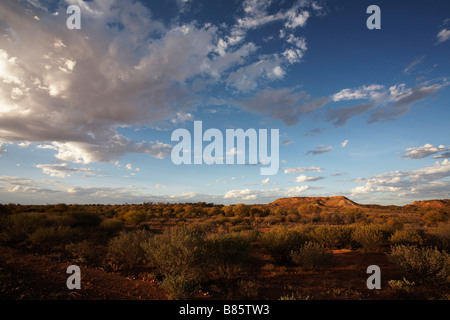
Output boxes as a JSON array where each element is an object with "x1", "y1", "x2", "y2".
[{"x1": 0, "y1": 0, "x2": 449, "y2": 206}]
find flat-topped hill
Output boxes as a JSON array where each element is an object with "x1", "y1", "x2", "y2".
[
  {"x1": 266, "y1": 196, "x2": 450, "y2": 210},
  {"x1": 268, "y1": 196, "x2": 360, "y2": 209}
]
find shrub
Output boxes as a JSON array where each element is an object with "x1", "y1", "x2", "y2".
[
  {"x1": 389, "y1": 229, "x2": 423, "y2": 246},
  {"x1": 352, "y1": 224, "x2": 385, "y2": 250},
  {"x1": 0, "y1": 212, "x2": 47, "y2": 243},
  {"x1": 388, "y1": 245, "x2": 450, "y2": 282},
  {"x1": 120, "y1": 209, "x2": 147, "y2": 225},
  {"x1": 106, "y1": 230, "x2": 152, "y2": 270},
  {"x1": 342, "y1": 207, "x2": 367, "y2": 223},
  {"x1": 388, "y1": 278, "x2": 417, "y2": 299},
  {"x1": 422, "y1": 209, "x2": 448, "y2": 226},
  {"x1": 205, "y1": 232, "x2": 252, "y2": 278},
  {"x1": 65, "y1": 240, "x2": 106, "y2": 264},
  {"x1": 68, "y1": 211, "x2": 102, "y2": 228},
  {"x1": 189, "y1": 220, "x2": 216, "y2": 233},
  {"x1": 233, "y1": 203, "x2": 250, "y2": 218},
  {"x1": 384, "y1": 217, "x2": 405, "y2": 233},
  {"x1": 238, "y1": 279, "x2": 261, "y2": 299},
  {"x1": 425, "y1": 224, "x2": 450, "y2": 251},
  {"x1": 144, "y1": 226, "x2": 207, "y2": 282},
  {"x1": 161, "y1": 274, "x2": 198, "y2": 300},
  {"x1": 27, "y1": 226, "x2": 81, "y2": 249},
  {"x1": 311, "y1": 225, "x2": 354, "y2": 249},
  {"x1": 290, "y1": 242, "x2": 333, "y2": 270},
  {"x1": 99, "y1": 218, "x2": 124, "y2": 234},
  {"x1": 298, "y1": 203, "x2": 322, "y2": 215},
  {"x1": 259, "y1": 226, "x2": 308, "y2": 263},
  {"x1": 263, "y1": 215, "x2": 283, "y2": 226},
  {"x1": 0, "y1": 204, "x2": 11, "y2": 217}
]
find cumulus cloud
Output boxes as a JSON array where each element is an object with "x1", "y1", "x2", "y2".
[
  {"x1": 234, "y1": 0, "x2": 315, "y2": 32},
  {"x1": 224, "y1": 185, "x2": 310, "y2": 202},
  {"x1": 401, "y1": 144, "x2": 448, "y2": 159},
  {"x1": 332, "y1": 84, "x2": 384, "y2": 102},
  {"x1": 0, "y1": 0, "x2": 193, "y2": 163},
  {"x1": 326, "y1": 82, "x2": 447, "y2": 126},
  {"x1": 350, "y1": 159, "x2": 450, "y2": 199},
  {"x1": 368, "y1": 83, "x2": 446, "y2": 123},
  {"x1": 0, "y1": 0, "x2": 327, "y2": 165},
  {"x1": 224, "y1": 188, "x2": 258, "y2": 200},
  {"x1": 433, "y1": 152, "x2": 450, "y2": 159},
  {"x1": 285, "y1": 185, "x2": 309, "y2": 196},
  {"x1": 36, "y1": 163, "x2": 99, "y2": 178}
]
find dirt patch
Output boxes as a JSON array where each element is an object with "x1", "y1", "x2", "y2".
[{"x1": 0, "y1": 245, "x2": 166, "y2": 300}]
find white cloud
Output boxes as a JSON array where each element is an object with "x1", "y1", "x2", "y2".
[
  {"x1": 332, "y1": 84, "x2": 384, "y2": 102},
  {"x1": 3, "y1": 0, "x2": 309, "y2": 164},
  {"x1": 401, "y1": 144, "x2": 448, "y2": 159},
  {"x1": 224, "y1": 185, "x2": 311, "y2": 203},
  {"x1": 262, "y1": 177, "x2": 270, "y2": 185},
  {"x1": 284, "y1": 166, "x2": 322, "y2": 174},
  {"x1": 436, "y1": 28, "x2": 450, "y2": 43},
  {"x1": 36, "y1": 163, "x2": 99, "y2": 178},
  {"x1": 293, "y1": 174, "x2": 324, "y2": 182},
  {"x1": 350, "y1": 159, "x2": 450, "y2": 200},
  {"x1": 285, "y1": 185, "x2": 309, "y2": 196},
  {"x1": 224, "y1": 188, "x2": 258, "y2": 200},
  {"x1": 326, "y1": 81, "x2": 448, "y2": 126},
  {"x1": 285, "y1": 10, "x2": 310, "y2": 29}
]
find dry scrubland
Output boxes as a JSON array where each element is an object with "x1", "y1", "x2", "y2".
[{"x1": 0, "y1": 196, "x2": 449, "y2": 300}]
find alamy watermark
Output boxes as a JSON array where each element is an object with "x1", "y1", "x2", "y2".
[{"x1": 171, "y1": 121, "x2": 279, "y2": 175}]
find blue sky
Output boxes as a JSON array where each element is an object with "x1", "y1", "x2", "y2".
[{"x1": 0, "y1": 0, "x2": 449, "y2": 205}]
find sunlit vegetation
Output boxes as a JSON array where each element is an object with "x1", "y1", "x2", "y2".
[{"x1": 0, "y1": 201, "x2": 449, "y2": 300}]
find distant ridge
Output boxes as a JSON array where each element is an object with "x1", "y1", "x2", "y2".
[
  {"x1": 265, "y1": 196, "x2": 450, "y2": 210},
  {"x1": 268, "y1": 196, "x2": 360, "y2": 209},
  {"x1": 405, "y1": 199, "x2": 450, "y2": 209}
]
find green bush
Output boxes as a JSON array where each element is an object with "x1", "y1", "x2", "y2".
[
  {"x1": 121, "y1": 210, "x2": 148, "y2": 225},
  {"x1": 422, "y1": 209, "x2": 448, "y2": 226},
  {"x1": 99, "y1": 218, "x2": 124, "y2": 234},
  {"x1": 106, "y1": 230, "x2": 152, "y2": 270},
  {"x1": 161, "y1": 274, "x2": 198, "y2": 300},
  {"x1": 205, "y1": 232, "x2": 252, "y2": 278},
  {"x1": 290, "y1": 241, "x2": 333, "y2": 270},
  {"x1": 27, "y1": 226, "x2": 81, "y2": 249},
  {"x1": 388, "y1": 245, "x2": 450, "y2": 282},
  {"x1": 144, "y1": 226, "x2": 207, "y2": 282},
  {"x1": 388, "y1": 278, "x2": 417, "y2": 299},
  {"x1": 389, "y1": 229, "x2": 423, "y2": 246},
  {"x1": 352, "y1": 224, "x2": 385, "y2": 250},
  {"x1": 311, "y1": 225, "x2": 354, "y2": 249},
  {"x1": 425, "y1": 224, "x2": 450, "y2": 252},
  {"x1": 259, "y1": 226, "x2": 308, "y2": 263},
  {"x1": 0, "y1": 212, "x2": 47, "y2": 243}
]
